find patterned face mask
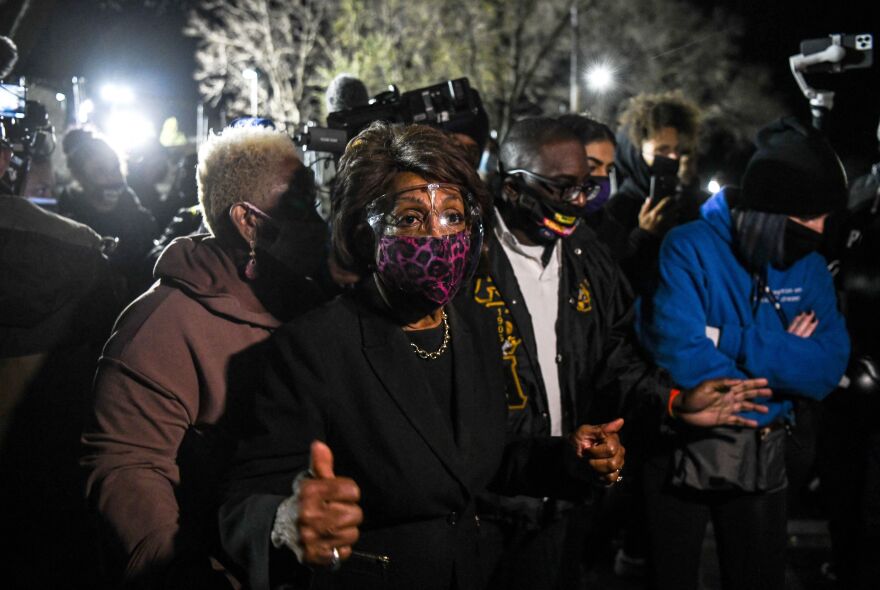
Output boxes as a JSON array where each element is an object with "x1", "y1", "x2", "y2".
[{"x1": 375, "y1": 231, "x2": 472, "y2": 307}]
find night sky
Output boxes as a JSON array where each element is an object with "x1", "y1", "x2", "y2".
[
  {"x1": 706, "y1": 0, "x2": 880, "y2": 165},
  {"x1": 8, "y1": 0, "x2": 880, "y2": 167}
]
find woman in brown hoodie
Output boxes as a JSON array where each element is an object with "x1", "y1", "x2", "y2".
[{"x1": 81, "y1": 124, "x2": 328, "y2": 589}]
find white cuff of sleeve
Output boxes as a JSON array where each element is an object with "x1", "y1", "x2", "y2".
[{"x1": 270, "y1": 472, "x2": 312, "y2": 563}]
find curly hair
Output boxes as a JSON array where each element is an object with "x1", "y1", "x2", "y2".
[
  {"x1": 197, "y1": 126, "x2": 298, "y2": 239},
  {"x1": 332, "y1": 122, "x2": 491, "y2": 275},
  {"x1": 619, "y1": 90, "x2": 700, "y2": 149}
]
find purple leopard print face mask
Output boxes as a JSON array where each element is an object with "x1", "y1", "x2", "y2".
[{"x1": 376, "y1": 231, "x2": 472, "y2": 306}]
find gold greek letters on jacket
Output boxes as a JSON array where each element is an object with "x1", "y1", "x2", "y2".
[{"x1": 473, "y1": 276, "x2": 528, "y2": 410}]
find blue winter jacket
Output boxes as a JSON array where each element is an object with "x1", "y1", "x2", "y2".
[{"x1": 639, "y1": 190, "x2": 850, "y2": 426}]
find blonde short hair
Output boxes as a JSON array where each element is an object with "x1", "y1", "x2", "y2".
[{"x1": 197, "y1": 125, "x2": 298, "y2": 237}]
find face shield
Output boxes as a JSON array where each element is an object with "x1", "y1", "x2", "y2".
[{"x1": 366, "y1": 182, "x2": 483, "y2": 309}]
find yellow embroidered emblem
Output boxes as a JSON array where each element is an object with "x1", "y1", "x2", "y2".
[{"x1": 575, "y1": 280, "x2": 592, "y2": 313}]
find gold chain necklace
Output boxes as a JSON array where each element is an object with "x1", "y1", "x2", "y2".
[{"x1": 410, "y1": 310, "x2": 451, "y2": 360}]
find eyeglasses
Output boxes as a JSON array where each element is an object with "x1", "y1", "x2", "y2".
[
  {"x1": 367, "y1": 183, "x2": 479, "y2": 237},
  {"x1": 507, "y1": 168, "x2": 600, "y2": 203}
]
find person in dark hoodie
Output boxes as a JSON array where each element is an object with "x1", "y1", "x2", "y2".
[
  {"x1": 81, "y1": 124, "x2": 329, "y2": 589},
  {"x1": 594, "y1": 91, "x2": 700, "y2": 297},
  {"x1": 638, "y1": 117, "x2": 850, "y2": 590}
]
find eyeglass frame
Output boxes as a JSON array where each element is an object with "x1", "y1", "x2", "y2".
[
  {"x1": 505, "y1": 168, "x2": 601, "y2": 204},
  {"x1": 366, "y1": 182, "x2": 482, "y2": 237}
]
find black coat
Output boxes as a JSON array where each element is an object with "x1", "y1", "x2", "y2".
[
  {"x1": 472, "y1": 227, "x2": 672, "y2": 526},
  {"x1": 218, "y1": 285, "x2": 588, "y2": 590},
  {"x1": 475, "y1": 228, "x2": 671, "y2": 437}
]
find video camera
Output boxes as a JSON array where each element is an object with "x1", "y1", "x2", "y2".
[
  {"x1": 294, "y1": 77, "x2": 484, "y2": 155},
  {"x1": 1, "y1": 82, "x2": 56, "y2": 194}
]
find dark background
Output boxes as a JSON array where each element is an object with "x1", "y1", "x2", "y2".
[
  {"x1": 3, "y1": 0, "x2": 879, "y2": 166},
  {"x1": 706, "y1": 0, "x2": 880, "y2": 166}
]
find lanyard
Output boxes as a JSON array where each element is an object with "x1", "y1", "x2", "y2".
[{"x1": 753, "y1": 274, "x2": 789, "y2": 328}]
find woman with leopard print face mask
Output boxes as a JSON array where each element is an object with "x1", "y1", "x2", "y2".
[
  {"x1": 219, "y1": 122, "x2": 626, "y2": 590},
  {"x1": 366, "y1": 178, "x2": 483, "y2": 324}
]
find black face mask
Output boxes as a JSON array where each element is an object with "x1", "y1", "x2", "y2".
[
  {"x1": 256, "y1": 213, "x2": 329, "y2": 279},
  {"x1": 778, "y1": 218, "x2": 824, "y2": 268},
  {"x1": 250, "y1": 213, "x2": 329, "y2": 322},
  {"x1": 238, "y1": 195, "x2": 329, "y2": 280},
  {"x1": 502, "y1": 178, "x2": 584, "y2": 244}
]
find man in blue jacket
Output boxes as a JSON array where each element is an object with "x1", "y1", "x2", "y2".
[{"x1": 638, "y1": 117, "x2": 850, "y2": 590}]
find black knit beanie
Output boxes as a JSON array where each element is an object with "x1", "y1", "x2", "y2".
[{"x1": 740, "y1": 117, "x2": 847, "y2": 216}]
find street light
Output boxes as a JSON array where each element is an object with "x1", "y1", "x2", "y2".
[
  {"x1": 100, "y1": 83, "x2": 135, "y2": 104},
  {"x1": 243, "y1": 68, "x2": 258, "y2": 116},
  {"x1": 76, "y1": 98, "x2": 94, "y2": 124},
  {"x1": 585, "y1": 62, "x2": 616, "y2": 93},
  {"x1": 105, "y1": 110, "x2": 155, "y2": 153}
]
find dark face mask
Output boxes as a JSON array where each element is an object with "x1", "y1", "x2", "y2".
[
  {"x1": 583, "y1": 176, "x2": 611, "y2": 214},
  {"x1": 779, "y1": 218, "x2": 824, "y2": 268},
  {"x1": 503, "y1": 179, "x2": 584, "y2": 244},
  {"x1": 243, "y1": 201, "x2": 329, "y2": 279}
]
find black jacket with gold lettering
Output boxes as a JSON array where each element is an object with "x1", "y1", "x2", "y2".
[{"x1": 471, "y1": 224, "x2": 672, "y2": 524}]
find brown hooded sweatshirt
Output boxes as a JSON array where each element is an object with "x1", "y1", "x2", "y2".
[{"x1": 81, "y1": 235, "x2": 288, "y2": 586}]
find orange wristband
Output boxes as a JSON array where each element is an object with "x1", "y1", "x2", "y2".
[{"x1": 668, "y1": 389, "x2": 682, "y2": 418}]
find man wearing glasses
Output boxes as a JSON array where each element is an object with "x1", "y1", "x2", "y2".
[
  {"x1": 471, "y1": 116, "x2": 635, "y2": 590},
  {"x1": 472, "y1": 117, "x2": 760, "y2": 590}
]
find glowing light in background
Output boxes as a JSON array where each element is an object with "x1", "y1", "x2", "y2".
[
  {"x1": 585, "y1": 62, "x2": 617, "y2": 93},
  {"x1": 55, "y1": 92, "x2": 66, "y2": 102},
  {"x1": 76, "y1": 98, "x2": 94, "y2": 124},
  {"x1": 100, "y1": 83, "x2": 135, "y2": 104},
  {"x1": 707, "y1": 179, "x2": 721, "y2": 194},
  {"x1": 104, "y1": 110, "x2": 156, "y2": 152}
]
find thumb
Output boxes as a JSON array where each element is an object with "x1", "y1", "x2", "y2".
[
  {"x1": 600, "y1": 417, "x2": 625, "y2": 435},
  {"x1": 309, "y1": 440, "x2": 335, "y2": 480}
]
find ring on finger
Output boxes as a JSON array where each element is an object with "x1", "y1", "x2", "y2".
[{"x1": 607, "y1": 468, "x2": 623, "y2": 486}]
